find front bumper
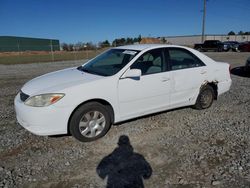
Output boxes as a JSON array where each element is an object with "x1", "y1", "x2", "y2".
[{"x1": 14, "y1": 93, "x2": 72, "y2": 136}]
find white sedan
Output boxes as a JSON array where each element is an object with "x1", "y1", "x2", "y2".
[{"x1": 14, "y1": 44, "x2": 232, "y2": 142}]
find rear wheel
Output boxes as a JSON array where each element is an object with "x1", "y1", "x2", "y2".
[
  {"x1": 194, "y1": 85, "x2": 215, "y2": 110},
  {"x1": 196, "y1": 47, "x2": 202, "y2": 52},
  {"x1": 216, "y1": 47, "x2": 222, "y2": 52},
  {"x1": 69, "y1": 102, "x2": 111, "y2": 142}
]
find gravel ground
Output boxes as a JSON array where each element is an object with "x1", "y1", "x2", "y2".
[{"x1": 0, "y1": 52, "x2": 250, "y2": 188}]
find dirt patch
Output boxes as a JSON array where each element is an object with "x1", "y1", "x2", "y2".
[{"x1": 0, "y1": 53, "x2": 250, "y2": 188}]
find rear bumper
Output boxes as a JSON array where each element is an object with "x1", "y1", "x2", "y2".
[
  {"x1": 14, "y1": 93, "x2": 71, "y2": 136},
  {"x1": 218, "y1": 79, "x2": 232, "y2": 96}
]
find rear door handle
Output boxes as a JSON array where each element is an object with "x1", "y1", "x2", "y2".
[
  {"x1": 162, "y1": 77, "x2": 170, "y2": 82},
  {"x1": 200, "y1": 70, "x2": 207, "y2": 74}
]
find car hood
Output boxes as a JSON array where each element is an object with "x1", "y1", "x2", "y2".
[{"x1": 21, "y1": 67, "x2": 103, "y2": 96}]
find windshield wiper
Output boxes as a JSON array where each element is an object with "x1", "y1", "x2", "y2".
[
  {"x1": 77, "y1": 66, "x2": 84, "y2": 71},
  {"x1": 77, "y1": 66, "x2": 107, "y2": 76},
  {"x1": 77, "y1": 66, "x2": 93, "y2": 74}
]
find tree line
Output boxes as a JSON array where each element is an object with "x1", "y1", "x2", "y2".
[
  {"x1": 61, "y1": 35, "x2": 142, "y2": 51},
  {"x1": 228, "y1": 31, "x2": 250, "y2": 35}
]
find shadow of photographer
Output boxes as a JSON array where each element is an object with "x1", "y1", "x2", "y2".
[{"x1": 97, "y1": 135, "x2": 152, "y2": 188}]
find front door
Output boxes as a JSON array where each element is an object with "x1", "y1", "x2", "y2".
[{"x1": 118, "y1": 48, "x2": 171, "y2": 120}]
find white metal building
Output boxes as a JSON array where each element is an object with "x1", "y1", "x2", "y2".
[{"x1": 162, "y1": 35, "x2": 250, "y2": 47}]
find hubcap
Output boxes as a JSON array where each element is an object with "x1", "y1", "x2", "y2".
[
  {"x1": 79, "y1": 111, "x2": 106, "y2": 138},
  {"x1": 200, "y1": 89, "x2": 213, "y2": 108}
]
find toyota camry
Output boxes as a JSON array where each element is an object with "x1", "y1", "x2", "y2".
[{"x1": 14, "y1": 44, "x2": 232, "y2": 142}]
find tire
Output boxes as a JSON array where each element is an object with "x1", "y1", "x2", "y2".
[
  {"x1": 69, "y1": 102, "x2": 111, "y2": 142},
  {"x1": 216, "y1": 48, "x2": 222, "y2": 52},
  {"x1": 194, "y1": 85, "x2": 215, "y2": 110},
  {"x1": 196, "y1": 47, "x2": 202, "y2": 52}
]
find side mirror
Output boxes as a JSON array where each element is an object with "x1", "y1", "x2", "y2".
[{"x1": 122, "y1": 69, "x2": 142, "y2": 79}]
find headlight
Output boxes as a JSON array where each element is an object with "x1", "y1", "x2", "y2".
[{"x1": 24, "y1": 93, "x2": 65, "y2": 107}]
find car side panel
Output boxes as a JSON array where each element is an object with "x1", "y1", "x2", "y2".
[
  {"x1": 118, "y1": 72, "x2": 171, "y2": 120},
  {"x1": 209, "y1": 62, "x2": 232, "y2": 96},
  {"x1": 170, "y1": 66, "x2": 208, "y2": 107}
]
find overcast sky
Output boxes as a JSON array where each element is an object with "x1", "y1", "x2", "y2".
[{"x1": 0, "y1": 0, "x2": 249, "y2": 43}]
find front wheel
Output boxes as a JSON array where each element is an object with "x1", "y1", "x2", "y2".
[
  {"x1": 194, "y1": 85, "x2": 215, "y2": 110},
  {"x1": 69, "y1": 102, "x2": 111, "y2": 142}
]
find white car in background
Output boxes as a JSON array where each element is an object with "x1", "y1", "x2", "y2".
[{"x1": 14, "y1": 44, "x2": 232, "y2": 142}]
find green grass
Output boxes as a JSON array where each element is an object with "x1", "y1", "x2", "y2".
[{"x1": 0, "y1": 50, "x2": 104, "y2": 65}]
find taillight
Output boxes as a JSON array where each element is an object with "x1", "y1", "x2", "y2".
[
  {"x1": 229, "y1": 65, "x2": 232, "y2": 78},
  {"x1": 229, "y1": 65, "x2": 232, "y2": 73}
]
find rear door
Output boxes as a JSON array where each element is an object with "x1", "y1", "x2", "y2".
[{"x1": 166, "y1": 48, "x2": 207, "y2": 108}]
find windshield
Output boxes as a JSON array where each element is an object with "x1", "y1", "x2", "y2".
[{"x1": 78, "y1": 49, "x2": 139, "y2": 76}]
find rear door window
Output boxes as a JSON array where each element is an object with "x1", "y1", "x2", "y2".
[{"x1": 167, "y1": 48, "x2": 205, "y2": 71}]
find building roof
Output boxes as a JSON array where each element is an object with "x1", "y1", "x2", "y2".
[
  {"x1": 115, "y1": 44, "x2": 175, "y2": 51},
  {"x1": 140, "y1": 37, "x2": 161, "y2": 44},
  {"x1": 0, "y1": 36, "x2": 59, "y2": 41}
]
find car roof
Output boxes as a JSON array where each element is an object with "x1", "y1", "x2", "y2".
[
  {"x1": 223, "y1": 41, "x2": 238, "y2": 43},
  {"x1": 114, "y1": 44, "x2": 181, "y2": 51},
  {"x1": 205, "y1": 40, "x2": 221, "y2": 42},
  {"x1": 113, "y1": 44, "x2": 216, "y2": 66}
]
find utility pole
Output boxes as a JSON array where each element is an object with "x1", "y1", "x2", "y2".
[
  {"x1": 50, "y1": 39, "x2": 54, "y2": 62},
  {"x1": 17, "y1": 40, "x2": 20, "y2": 56},
  {"x1": 201, "y1": 0, "x2": 206, "y2": 43}
]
